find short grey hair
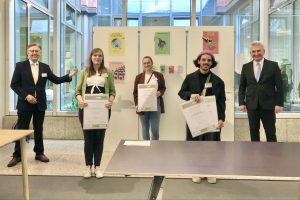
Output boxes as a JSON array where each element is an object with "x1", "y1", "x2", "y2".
[{"x1": 250, "y1": 41, "x2": 265, "y2": 50}]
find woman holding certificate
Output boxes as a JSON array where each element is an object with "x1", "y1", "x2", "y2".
[
  {"x1": 178, "y1": 51, "x2": 226, "y2": 184},
  {"x1": 133, "y1": 56, "x2": 166, "y2": 140},
  {"x1": 75, "y1": 48, "x2": 116, "y2": 178}
]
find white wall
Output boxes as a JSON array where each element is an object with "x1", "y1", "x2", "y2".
[
  {"x1": 93, "y1": 27, "x2": 139, "y2": 151},
  {"x1": 187, "y1": 26, "x2": 235, "y2": 141},
  {"x1": 93, "y1": 26, "x2": 235, "y2": 151}
]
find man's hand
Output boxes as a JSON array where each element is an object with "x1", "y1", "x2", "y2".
[
  {"x1": 69, "y1": 68, "x2": 78, "y2": 78},
  {"x1": 275, "y1": 105, "x2": 282, "y2": 114},
  {"x1": 26, "y1": 95, "x2": 37, "y2": 104},
  {"x1": 240, "y1": 105, "x2": 247, "y2": 112},
  {"x1": 217, "y1": 120, "x2": 224, "y2": 129},
  {"x1": 156, "y1": 91, "x2": 161, "y2": 97}
]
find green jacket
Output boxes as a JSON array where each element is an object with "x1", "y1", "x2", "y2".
[{"x1": 75, "y1": 68, "x2": 116, "y2": 99}]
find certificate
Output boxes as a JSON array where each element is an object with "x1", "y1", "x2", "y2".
[
  {"x1": 83, "y1": 94, "x2": 109, "y2": 130},
  {"x1": 181, "y1": 96, "x2": 219, "y2": 137},
  {"x1": 138, "y1": 84, "x2": 157, "y2": 112}
]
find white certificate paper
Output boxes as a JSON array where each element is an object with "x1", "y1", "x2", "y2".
[
  {"x1": 138, "y1": 84, "x2": 157, "y2": 112},
  {"x1": 181, "y1": 96, "x2": 219, "y2": 137},
  {"x1": 83, "y1": 94, "x2": 109, "y2": 130}
]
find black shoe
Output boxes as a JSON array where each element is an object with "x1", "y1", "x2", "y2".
[
  {"x1": 7, "y1": 157, "x2": 21, "y2": 167},
  {"x1": 35, "y1": 154, "x2": 49, "y2": 162}
]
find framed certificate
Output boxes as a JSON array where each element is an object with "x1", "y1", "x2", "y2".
[
  {"x1": 138, "y1": 84, "x2": 157, "y2": 112},
  {"x1": 83, "y1": 94, "x2": 109, "y2": 130},
  {"x1": 181, "y1": 96, "x2": 219, "y2": 137}
]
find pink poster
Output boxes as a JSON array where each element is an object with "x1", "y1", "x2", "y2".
[{"x1": 202, "y1": 31, "x2": 219, "y2": 54}]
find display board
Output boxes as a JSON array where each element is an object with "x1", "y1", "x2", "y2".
[
  {"x1": 187, "y1": 26, "x2": 235, "y2": 141},
  {"x1": 93, "y1": 26, "x2": 234, "y2": 151},
  {"x1": 93, "y1": 27, "x2": 139, "y2": 151}
]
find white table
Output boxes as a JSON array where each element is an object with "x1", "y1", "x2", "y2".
[{"x1": 0, "y1": 129, "x2": 33, "y2": 200}]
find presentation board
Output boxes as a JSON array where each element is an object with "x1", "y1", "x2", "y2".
[{"x1": 93, "y1": 26, "x2": 234, "y2": 151}]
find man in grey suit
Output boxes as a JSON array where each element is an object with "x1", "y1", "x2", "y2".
[{"x1": 238, "y1": 41, "x2": 283, "y2": 142}]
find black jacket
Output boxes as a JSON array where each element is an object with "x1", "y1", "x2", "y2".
[
  {"x1": 178, "y1": 70, "x2": 226, "y2": 121},
  {"x1": 238, "y1": 59, "x2": 283, "y2": 110},
  {"x1": 11, "y1": 60, "x2": 71, "y2": 111}
]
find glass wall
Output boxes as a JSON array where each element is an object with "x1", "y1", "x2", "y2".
[
  {"x1": 14, "y1": 0, "x2": 54, "y2": 110},
  {"x1": 60, "y1": 1, "x2": 83, "y2": 111},
  {"x1": 11, "y1": 0, "x2": 300, "y2": 114},
  {"x1": 269, "y1": 0, "x2": 300, "y2": 112},
  {"x1": 12, "y1": 0, "x2": 82, "y2": 113}
]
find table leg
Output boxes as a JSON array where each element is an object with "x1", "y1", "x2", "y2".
[
  {"x1": 147, "y1": 176, "x2": 165, "y2": 200},
  {"x1": 299, "y1": 181, "x2": 300, "y2": 200},
  {"x1": 20, "y1": 137, "x2": 29, "y2": 200}
]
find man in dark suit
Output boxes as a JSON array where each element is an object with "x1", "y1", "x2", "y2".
[
  {"x1": 238, "y1": 41, "x2": 283, "y2": 142},
  {"x1": 7, "y1": 43, "x2": 78, "y2": 167}
]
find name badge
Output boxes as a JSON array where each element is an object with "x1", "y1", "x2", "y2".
[
  {"x1": 42, "y1": 73, "x2": 47, "y2": 77},
  {"x1": 205, "y1": 83, "x2": 212, "y2": 88},
  {"x1": 101, "y1": 73, "x2": 108, "y2": 78}
]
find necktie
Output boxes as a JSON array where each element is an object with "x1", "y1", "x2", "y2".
[
  {"x1": 33, "y1": 63, "x2": 38, "y2": 84},
  {"x1": 255, "y1": 63, "x2": 261, "y2": 82}
]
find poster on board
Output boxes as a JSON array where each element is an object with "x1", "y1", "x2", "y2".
[
  {"x1": 109, "y1": 32, "x2": 125, "y2": 56},
  {"x1": 202, "y1": 31, "x2": 219, "y2": 54},
  {"x1": 109, "y1": 61, "x2": 126, "y2": 83},
  {"x1": 154, "y1": 32, "x2": 170, "y2": 55}
]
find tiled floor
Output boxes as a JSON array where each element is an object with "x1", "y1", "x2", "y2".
[{"x1": 0, "y1": 140, "x2": 112, "y2": 176}]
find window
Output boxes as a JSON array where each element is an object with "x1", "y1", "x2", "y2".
[
  {"x1": 269, "y1": 1, "x2": 300, "y2": 112},
  {"x1": 127, "y1": 0, "x2": 140, "y2": 13},
  {"x1": 60, "y1": 1, "x2": 83, "y2": 111},
  {"x1": 66, "y1": 4, "x2": 76, "y2": 26},
  {"x1": 15, "y1": 0, "x2": 28, "y2": 62},
  {"x1": 13, "y1": 0, "x2": 54, "y2": 111}
]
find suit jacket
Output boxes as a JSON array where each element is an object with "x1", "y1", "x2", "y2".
[
  {"x1": 11, "y1": 60, "x2": 71, "y2": 111},
  {"x1": 178, "y1": 70, "x2": 226, "y2": 121},
  {"x1": 238, "y1": 59, "x2": 283, "y2": 110},
  {"x1": 133, "y1": 71, "x2": 166, "y2": 113}
]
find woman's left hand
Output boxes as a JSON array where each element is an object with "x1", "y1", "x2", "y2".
[
  {"x1": 105, "y1": 101, "x2": 113, "y2": 109},
  {"x1": 156, "y1": 91, "x2": 161, "y2": 97}
]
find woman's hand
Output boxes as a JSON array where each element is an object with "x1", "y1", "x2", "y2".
[
  {"x1": 79, "y1": 100, "x2": 87, "y2": 109},
  {"x1": 105, "y1": 101, "x2": 113, "y2": 109},
  {"x1": 135, "y1": 105, "x2": 140, "y2": 112},
  {"x1": 191, "y1": 94, "x2": 201, "y2": 103},
  {"x1": 156, "y1": 91, "x2": 161, "y2": 97}
]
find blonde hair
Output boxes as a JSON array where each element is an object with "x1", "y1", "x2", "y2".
[{"x1": 27, "y1": 43, "x2": 42, "y2": 50}]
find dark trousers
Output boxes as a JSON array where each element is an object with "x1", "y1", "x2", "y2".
[
  {"x1": 13, "y1": 107, "x2": 45, "y2": 158},
  {"x1": 247, "y1": 108, "x2": 277, "y2": 142},
  {"x1": 79, "y1": 109, "x2": 110, "y2": 166},
  {"x1": 186, "y1": 124, "x2": 221, "y2": 141}
]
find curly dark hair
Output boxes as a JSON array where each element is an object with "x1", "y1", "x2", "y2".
[{"x1": 193, "y1": 51, "x2": 218, "y2": 68}]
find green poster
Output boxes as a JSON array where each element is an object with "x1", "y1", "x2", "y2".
[{"x1": 154, "y1": 32, "x2": 170, "y2": 55}]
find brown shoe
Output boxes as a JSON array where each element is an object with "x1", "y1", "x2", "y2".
[
  {"x1": 7, "y1": 157, "x2": 21, "y2": 167},
  {"x1": 35, "y1": 154, "x2": 49, "y2": 162}
]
